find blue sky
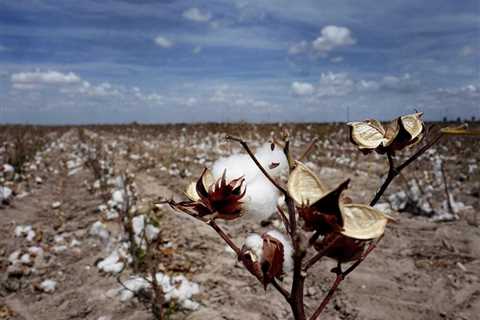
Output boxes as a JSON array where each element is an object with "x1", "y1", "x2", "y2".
[{"x1": 0, "y1": 0, "x2": 479, "y2": 124}]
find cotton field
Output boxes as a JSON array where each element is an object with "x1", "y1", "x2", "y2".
[{"x1": 0, "y1": 122, "x2": 479, "y2": 320}]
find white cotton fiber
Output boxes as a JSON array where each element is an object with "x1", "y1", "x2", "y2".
[
  {"x1": 117, "y1": 273, "x2": 200, "y2": 310},
  {"x1": 39, "y1": 279, "x2": 57, "y2": 293},
  {"x1": 119, "y1": 277, "x2": 150, "y2": 301},
  {"x1": 0, "y1": 186, "x2": 13, "y2": 201},
  {"x1": 97, "y1": 251, "x2": 124, "y2": 274},
  {"x1": 254, "y1": 143, "x2": 288, "y2": 178},
  {"x1": 211, "y1": 143, "x2": 287, "y2": 183},
  {"x1": 89, "y1": 221, "x2": 110, "y2": 240},
  {"x1": 243, "y1": 233, "x2": 263, "y2": 259},
  {"x1": 212, "y1": 154, "x2": 260, "y2": 183},
  {"x1": 244, "y1": 175, "x2": 280, "y2": 221},
  {"x1": 266, "y1": 230, "x2": 293, "y2": 273}
]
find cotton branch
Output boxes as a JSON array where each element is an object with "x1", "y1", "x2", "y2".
[
  {"x1": 208, "y1": 220, "x2": 241, "y2": 256},
  {"x1": 298, "y1": 138, "x2": 319, "y2": 163},
  {"x1": 309, "y1": 131, "x2": 445, "y2": 320},
  {"x1": 226, "y1": 135, "x2": 307, "y2": 320},
  {"x1": 370, "y1": 131, "x2": 444, "y2": 206}
]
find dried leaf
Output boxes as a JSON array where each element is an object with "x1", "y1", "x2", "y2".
[
  {"x1": 288, "y1": 161, "x2": 328, "y2": 206},
  {"x1": 400, "y1": 112, "x2": 424, "y2": 139},
  {"x1": 341, "y1": 204, "x2": 389, "y2": 240},
  {"x1": 348, "y1": 120, "x2": 387, "y2": 149},
  {"x1": 185, "y1": 182, "x2": 200, "y2": 201}
]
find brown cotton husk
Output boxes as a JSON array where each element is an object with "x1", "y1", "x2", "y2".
[
  {"x1": 289, "y1": 161, "x2": 349, "y2": 234},
  {"x1": 261, "y1": 234, "x2": 285, "y2": 289},
  {"x1": 239, "y1": 251, "x2": 263, "y2": 281},
  {"x1": 348, "y1": 112, "x2": 425, "y2": 154},
  {"x1": 182, "y1": 168, "x2": 246, "y2": 220},
  {"x1": 298, "y1": 179, "x2": 350, "y2": 234},
  {"x1": 380, "y1": 113, "x2": 425, "y2": 153},
  {"x1": 315, "y1": 233, "x2": 365, "y2": 263}
]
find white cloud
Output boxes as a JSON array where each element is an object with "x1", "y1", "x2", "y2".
[
  {"x1": 291, "y1": 81, "x2": 314, "y2": 96},
  {"x1": 357, "y1": 80, "x2": 380, "y2": 91},
  {"x1": 460, "y1": 45, "x2": 475, "y2": 57},
  {"x1": 317, "y1": 72, "x2": 354, "y2": 97},
  {"x1": 182, "y1": 8, "x2": 211, "y2": 23},
  {"x1": 292, "y1": 72, "x2": 420, "y2": 101},
  {"x1": 381, "y1": 73, "x2": 419, "y2": 92},
  {"x1": 435, "y1": 84, "x2": 479, "y2": 97},
  {"x1": 11, "y1": 70, "x2": 81, "y2": 86},
  {"x1": 193, "y1": 46, "x2": 202, "y2": 54},
  {"x1": 184, "y1": 97, "x2": 198, "y2": 107},
  {"x1": 154, "y1": 36, "x2": 173, "y2": 48},
  {"x1": 288, "y1": 41, "x2": 309, "y2": 55},
  {"x1": 330, "y1": 56, "x2": 344, "y2": 63},
  {"x1": 312, "y1": 25, "x2": 356, "y2": 55},
  {"x1": 209, "y1": 84, "x2": 278, "y2": 113}
]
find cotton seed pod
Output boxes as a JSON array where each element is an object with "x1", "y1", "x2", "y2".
[
  {"x1": 380, "y1": 112, "x2": 425, "y2": 152},
  {"x1": 288, "y1": 162, "x2": 392, "y2": 240},
  {"x1": 347, "y1": 119, "x2": 387, "y2": 152},
  {"x1": 288, "y1": 161, "x2": 348, "y2": 234},
  {"x1": 348, "y1": 112, "x2": 425, "y2": 154},
  {"x1": 240, "y1": 231, "x2": 293, "y2": 289}
]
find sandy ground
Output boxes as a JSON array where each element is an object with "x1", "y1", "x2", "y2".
[{"x1": 1, "y1": 125, "x2": 479, "y2": 320}]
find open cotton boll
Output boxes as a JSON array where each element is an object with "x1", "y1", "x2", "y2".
[
  {"x1": 254, "y1": 143, "x2": 288, "y2": 178},
  {"x1": 0, "y1": 186, "x2": 13, "y2": 201},
  {"x1": 119, "y1": 277, "x2": 150, "y2": 301},
  {"x1": 97, "y1": 251, "x2": 124, "y2": 274},
  {"x1": 266, "y1": 230, "x2": 294, "y2": 273},
  {"x1": 212, "y1": 154, "x2": 260, "y2": 183},
  {"x1": 132, "y1": 215, "x2": 145, "y2": 238},
  {"x1": 39, "y1": 279, "x2": 57, "y2": 293},
  {"x1": 244, "y1": 175, "x2": 280, "y2": 221},
  {"x1": 89, "y1": 221, "x2": 110, "y2": 240}
]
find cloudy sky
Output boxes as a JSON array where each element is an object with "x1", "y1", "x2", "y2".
[{"x1": 0, "y1": 0, "x2": 479, "y2": 124}]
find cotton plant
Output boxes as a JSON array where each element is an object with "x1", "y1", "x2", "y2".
[{"x1": 166, "y1": 114, "x2": 472, "y2": 320}]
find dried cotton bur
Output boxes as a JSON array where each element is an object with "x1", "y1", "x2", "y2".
[{"x1": 166, "y1": 112, "x2": 462, "y2": 320}]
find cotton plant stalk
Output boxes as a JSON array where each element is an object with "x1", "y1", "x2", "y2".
[{"x1": 165, "y1": 113, "x2": 467, "y2": 320}]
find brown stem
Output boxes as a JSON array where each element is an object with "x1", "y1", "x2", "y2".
[
  {"x1": 370, "y1": 133, "x2": 444, "y2": 206},
  {"x1": 342, "y1": 235, "x2": 383, "y2": 278},
  {"x1": 208, "y1": 220, "x2": 241, "y2": 256},
  {"x1": 310, "y1": 133, "x2": 445, "y2": 319},
  {"x1": 226, "y1": 135, "x2": 287, "y2": 194},
  {"x1": 440, "y1": 162, "x2": 454, "y2": 215},
  {"x1": 309, "y1": 271, "x2": 343, "y2": 320},
  {"x1": 272, "y1": 279, "x2": 291, "y2": 301},
  {"x1": 284, "y1": 136, "x2": 296, "y2": 171},
  {"x1": 298, "y1": 138, "x2": 319, "y2": 162},
  {"x1": 276, "y1": 205, "x2": 291, "y2": 235},
  {"x1": 290, "y1": 251, "x2": 307, "y2": 320}
]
